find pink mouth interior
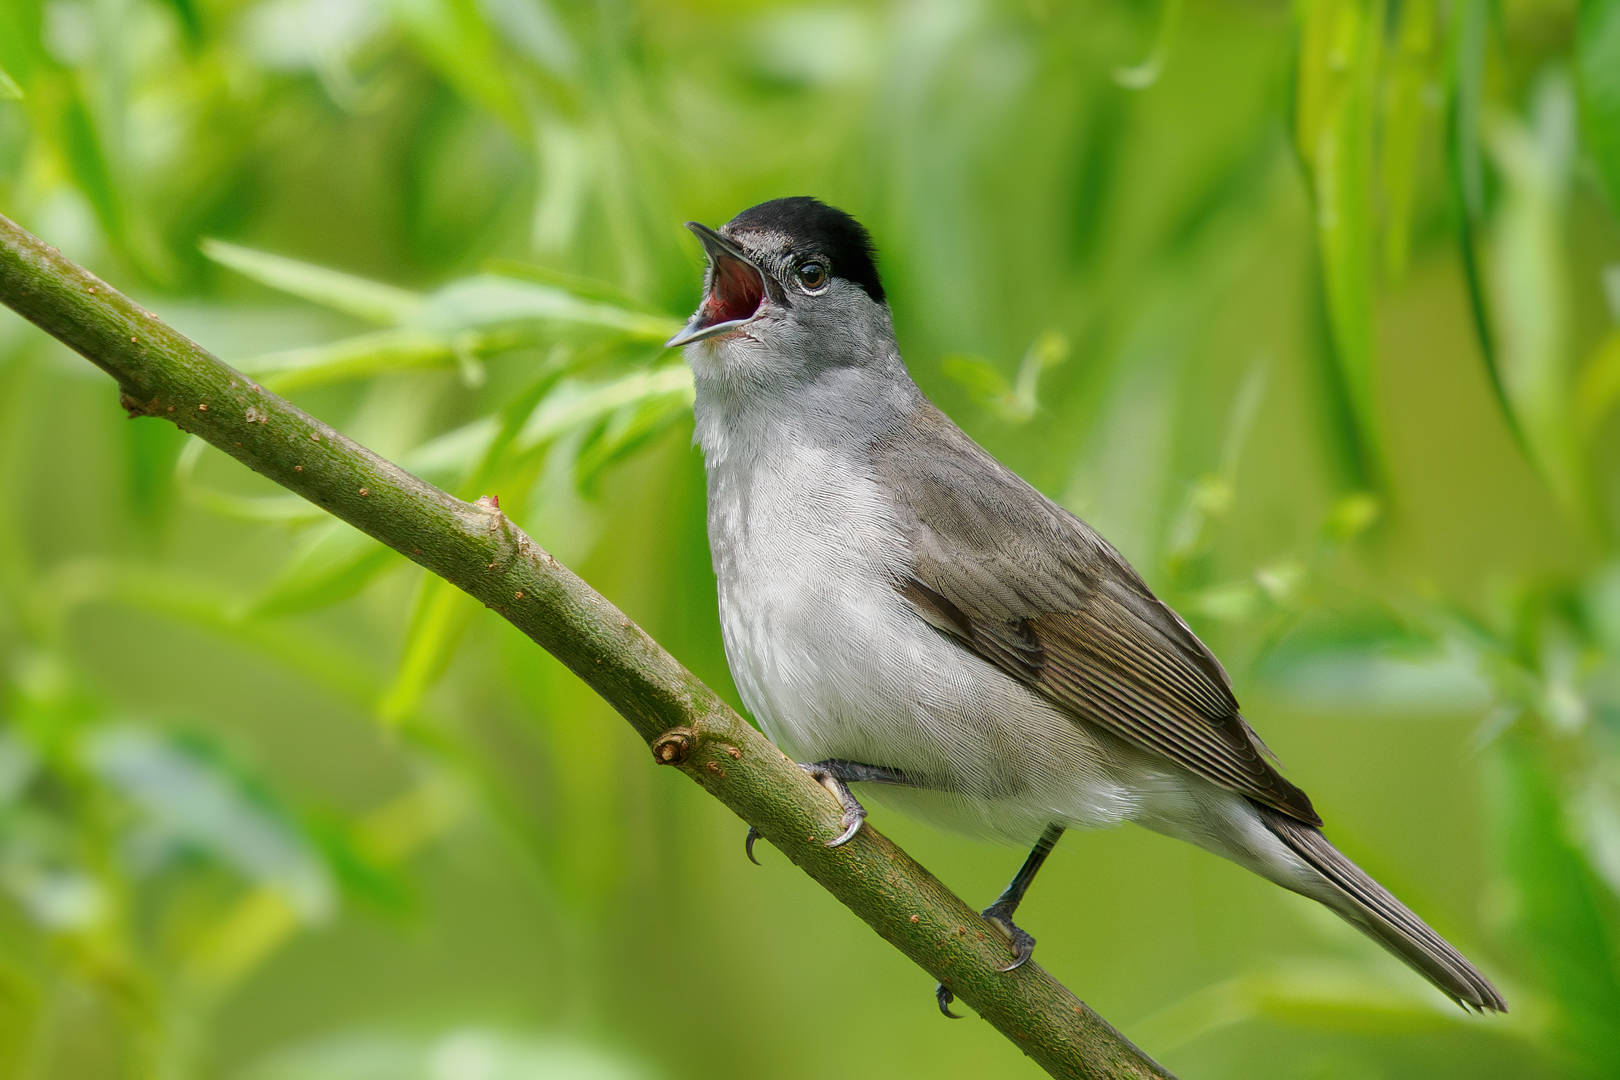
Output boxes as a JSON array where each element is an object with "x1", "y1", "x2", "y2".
[{"x1": 701, "y1": 252, "x2": 764, "y2": 329}]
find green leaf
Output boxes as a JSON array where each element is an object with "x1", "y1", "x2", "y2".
[
  {"x1": 218, "y1": 274, "x2": 679, "y2": 395},
  {"x1": 574, "y1": 391, "x2": 693, "y2": 495},
  {"x1": 58, "y1": 92, "x2": 122, "y2": 238},
  {"x1": 514, "y1": 365, "x2": 695, "y2": 455},
  {"x1": 248, "y1": 522, "x2": 397, "y2": 619},
  {"x1": 940, "y1": 332, "x2": 1068, "y2": 423},
  {"x1": 941, "y1": 353, "x2": 1010, "y2": 398},
  {"x1": 1320, "y1": 491, "x2": 1382, "y2": 545},
  {"x1": 0, "y1": 0, "x2": 34, "y2": 85},
  {"x1": 125, "y1": 415, "x2": 187, "y2": 537},
  {"x1": 1575, "y1": 329, "x2": 1620, "y2": 434},
  {"x1": 375, "y1": 577, "x2": 477, "y2": 725},
  {"x1": 174, "y1": 432, "x2": 329, "y2": 523},
  {"x1": 1296, "y1": 0, "x2": 1384, "y2": 473},
  {"x1": 401, "y1": 416, "x2": 501, "y2": 483},
  {"x1": 1485, "y1": 76, "x2": 1589, "y2": 523},
  {"x1": 414, "y1": 275, "x2": 680, "y2": 342},
  {"x1": 1491, "y1": 734, "x2": 1620, "y2": 1073},
  {"x1": 236, "y1": 328, "x2": 461, "y2": 392},
  {"x1": 0, "y1": 809, "x2": 106, "y2": 932},
  {"x1": 184, "y1": 489, "x2": 327, "y2": 524},
  {"x1": 0, "y1": 64, "x2": 21, "y2": 101},
  {"x1": 158, "y1": 0, "x2": 203, "y2": 48},
  {"x1": 200, "y1": 240, "x2": 425, "y2": 326},
  {"x1": 183, "y1": 888, "x2": 302, "y2": 992},
  {"x1": 456, "y1": 361, "x2": 571, "y2": 499},
  {"x1": 95, "y1": 563, "x2": 387, "y2": 707},
  {"x1": 1577, "y1": 0, "x2": 1620, "y2": 210},
  {"x1": 480, "y1": 259, "x2": 656, "y2": 312},
  {"x1": 1164, "y1": 363, "x2": 1268, "y2": 570},
  {"x1": 1447, "y1": 0, "x2": 1509, "y2": 430},
  {"x1": 391, "y1": 0, "x2": 527, "y2": 135},
  {"x1": 1380, "y1": 0, "x2": 1438, "y2": 279},
  {"x1": 85, "y1": 725, "x2": 334, "y2": 919},
  {"x1": 315, "y1": 843, "x2": 413, "y2": 924},
  {"x1": 237, "y1": 1029, "x2": 658, "y2": 1080},
  {"x1": 1112, "y1": 0, "x2": 1183, "y2": 89},
  {"x1": 1129, "y1": 960, "x2": 1509, "y2": 1053}
]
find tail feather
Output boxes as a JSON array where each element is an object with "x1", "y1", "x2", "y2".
[{"x1": 1256, "y1": 804, "x2": 1507, "y2": 1013}]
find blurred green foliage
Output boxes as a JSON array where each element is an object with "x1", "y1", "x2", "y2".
[{"x1": 0, "y1": 0, "x2": 1618, "y2": 1076}]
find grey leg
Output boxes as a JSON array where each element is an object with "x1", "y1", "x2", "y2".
[
  {"x1": 937, "y1": 823, "x2": 1066, "y2": 1018},
  {"x1": 982, "y1": 822, "x2": 1066, "y2": 971}
]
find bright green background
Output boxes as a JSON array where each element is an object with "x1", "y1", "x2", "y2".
[{"x1": 1, "y1": 0, "x2": 1619, "y2": 1076}]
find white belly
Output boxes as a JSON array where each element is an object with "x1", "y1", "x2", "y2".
[{"x1": 706, "y1": 442, "x2": 1140, "y2": 845}]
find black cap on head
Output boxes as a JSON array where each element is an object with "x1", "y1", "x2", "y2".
[{"x1": 725, "y1": 197, "x2": 886, "y2": 304}]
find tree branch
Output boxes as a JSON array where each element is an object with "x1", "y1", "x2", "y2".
[{"x1": 0, "y1": 212, "x2": 1175, "y2": 1080}]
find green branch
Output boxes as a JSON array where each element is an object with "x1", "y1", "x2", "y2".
[{"x1": 0, "y1": 212, "x2": 1175, "y2": 1080}]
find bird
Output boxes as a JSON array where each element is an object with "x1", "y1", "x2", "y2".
[{"x1": 665, "y1": 195, "x2": 1506, "y2": 1017}]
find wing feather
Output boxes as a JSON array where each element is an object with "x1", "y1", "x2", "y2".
[{"x1": 874, "y1": 405, "x2": 1321, "y2": 825}]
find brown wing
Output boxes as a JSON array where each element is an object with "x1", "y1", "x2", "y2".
[{"x1": 876, "y1": 404, "x2": 1321, "y2": 826}]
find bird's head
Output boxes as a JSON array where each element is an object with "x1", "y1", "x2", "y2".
[{"x1": 667, "y1": 197, "x2": 893, "y2": 387}]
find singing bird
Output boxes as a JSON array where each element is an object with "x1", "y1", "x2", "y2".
[{"x1": 666, "y1": 196, "x2": 1505, "y2": 1016}]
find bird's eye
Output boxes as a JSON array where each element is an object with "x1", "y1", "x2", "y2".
[{"x1": 795, "y1": 261, "x2": 828, "y2": 291}]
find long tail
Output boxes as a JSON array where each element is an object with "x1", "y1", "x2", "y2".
[{"x1": 1255, "y1": 804, "x2": 1507, "y2": 1012}]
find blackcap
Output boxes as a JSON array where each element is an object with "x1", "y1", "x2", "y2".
[{"x1": 668, "y1": 196, "x2": 1505, "y2": 1015}]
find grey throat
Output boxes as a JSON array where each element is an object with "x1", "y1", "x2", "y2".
[{"x1": 670, "y1": 196, "x2": 1506, "y2": 1015}]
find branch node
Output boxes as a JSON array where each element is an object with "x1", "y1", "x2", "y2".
[
  {"x1": 119, "y1": 391, "x2": 159, "y2": 418},
  {"x1": 652, "y1": 727, "x2": 697, "y2": 765}
]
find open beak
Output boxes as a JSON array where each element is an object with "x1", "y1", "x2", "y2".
[{"x1": 665, "y1": 222, "x2": 768, "y2": 348}]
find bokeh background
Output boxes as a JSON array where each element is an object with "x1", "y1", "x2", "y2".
[{"x1": 1, "y1": 0, "x2": 1619, "y2": 1076}]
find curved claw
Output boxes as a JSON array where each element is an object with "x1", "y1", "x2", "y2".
[
  {"x1": 985, "y1": 911, "x2": 1037, "y2": 973},
  {"x1": 826, "y1": 807, "x2": 865, "y2": 847},
  {"x1": 935, "y1": 982, "x2": 962, "y2": 1019},
  {"x1": 800, "y1": 763, "x2": 867, "y2": 847},
  {"x1": 744, "y1": 826, "x2": 763, "y2": 866}
]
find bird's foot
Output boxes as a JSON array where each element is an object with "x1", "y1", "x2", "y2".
[
  {"x1": 935, "y1": 982, "x2": 962, "y2": 1019},
  {"x1": 739, "y1": 760, "x2": 870, "y2": 862},
  {"x1": 982, "y1": 898, "x2": 1037, "y2": 972},
  {"x1": 800, "y1": 762, "x2": 867, "y2": 846}
]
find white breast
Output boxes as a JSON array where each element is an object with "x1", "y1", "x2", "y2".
[{"x1": 700, "y1": 413, "x2": 1140, "y2": 845}]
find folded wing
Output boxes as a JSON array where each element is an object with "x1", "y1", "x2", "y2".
[{"x1": 875, "y1": 406, "x2": 1321, "y2": 825}]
